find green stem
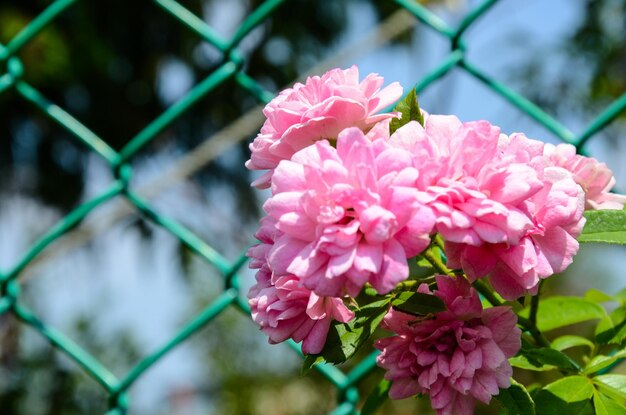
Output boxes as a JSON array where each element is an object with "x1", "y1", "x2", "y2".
[
  {"x1": 526, "y1": 283, "x2": 551, "y2": 347},
  {"x1": 393, "y1": 276, "x2": 437, "y2": 293},
  {"x1": 516, "y1": 315, "x2": 550, "y2": 347},
  {"x1": 434, "y1": 233, "x2": 446, "y2": 250},
  {"x1": 422, "y1": 249, "x2": 454, "y2": 276},
  {"x1": 529, "y1": 282, "x2": 542, "y2": 328},
  {"x1": 472, "y1": 280, "x2": 503, "y2": 307}
]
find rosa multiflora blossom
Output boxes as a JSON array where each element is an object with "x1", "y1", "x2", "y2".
[
  {"x1": 246, "y1": 66, "x2": 402, "y2": 188},
  {"x1": 247, "y1": 217, "x2": 354, "y2": 354},
  {"x1": 375, "y1": 276, "x2": 521, "y2": 415},
  {"x1": 389, "y1": 117, "x2": 538, "y2": 247},
  {"x1": 264, "y1": 127, "x2": 435, "y2": 297},
  {"x1": 246, "y1": 67, "x2": 625, "y2": 408},
  {"x1": 390, "y1": 119, "x2": 589, "y2": 299},
  {"x1": 543, "y1": 142, "x2": 626, "y2": 210}
]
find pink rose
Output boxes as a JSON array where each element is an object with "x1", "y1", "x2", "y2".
[
  {"x1": 248, "y1": 275, "x2": 354, "y2": 354},
  {"x1": 446, "y1": 134, "x2": 587, "y2": 300},
  {"x1": 247, "y1": 217, "x2": 354, "y2": 354},
  {"x1": 389, "y1": 118, "x2": 540, "y2": 247},
  {"x1": 544, "y1": 142, "x2": 626, "y2": 210},
  {"x1": 264, "y1": 127, "x2": 435, "y2": 297},
  {"x1": 246, "y1": 66, "x2": 402, "y2": 188},
  {"x1": 375, "y1": 276, "x2": 521, "y2": 415}
]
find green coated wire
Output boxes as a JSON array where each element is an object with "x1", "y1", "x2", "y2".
[
  {"x1": 344, "y1": 351, "x2": 380, "y2": 386},
  {"x1": 451, "y1": 0, "x2": 499, "y2": 47},
  {"x1": 226, "y1": 0, "x2": 286, "y2": 50},
  {"x1": 460, "y1": 60, "x2": 577, "y2": 143},
  {"x1": 14, "y1": 302, "x2": 119, "y2": 391},
  {"x1": 113, "y1": 288, "x2": 239, "y2": 393},
  {"x1": 2, "y1": 0, "x2": 79, "y2": 58},
  {"x1": 152, "y1": 0, "x2": 230, "y2": 51},
  {"x1": 576, "y1": 90, "x2": 626, "y2": 150},
  {"x1": 394, "y1": 0, "x2": 455, "y2": 38},
  {"x1": 4, "y1": 181, "x2": 125, "y2": 282},
  {"x1": 16, "y1": 81, "x2": 120, "y2": 164},
  {"x1": 125, "y1": 190, "x2": 233, "y2": 273},
  {"x1": 116, "y1": 61, "x2": 240, "y2": 165}
]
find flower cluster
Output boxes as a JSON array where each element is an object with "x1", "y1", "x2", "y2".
[
  {"x1": 375, "y1": 276, "x2": 521, "y2": 415},
  {"x1": 246, "y1": 65, "x2": 402, "y2": 188},
  {"x1": 245, "y1": 66, "x2": 624, "y2": 413}
]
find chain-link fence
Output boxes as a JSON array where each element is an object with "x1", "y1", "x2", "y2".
[{"x1": 1, "y1": 1, "x2": 625, "y2": 414}]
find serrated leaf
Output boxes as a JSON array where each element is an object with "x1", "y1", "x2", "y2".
[
  {"x1": 595, "y1": 306, "x2": 626, "y2": 345},
  {"x1": 391, "y1": 291, "x2": 445, "y2": 316},
  {"x1": 535, "y1": 376, "x2": 594, "y2": 415},
  {"x1": 593, "y1": 391, "x2": 626, "y2": 415},
  {"x1": 304, "y1": 298, "x2": 390, "y2": 365},
  {"x1": 593, "y1": 374, "x2": 626, "y2": 401},
  {"x1": 496, "y1": 379, "x2": 536, "y2": 415},
  {"x1": 551, "y1": 335, "x2": 594, "y2": 352},
  {"x1": 517, "y1": 346, "x2": 582, "y2": 372},
  {"x1": 519, "y1": 297, "x2": 604, "y2": 332},
  {"x1": 579, "y1": 210, "x2": 626, "y2": 245},
  {"x1": 361, "y1": 379, "x2": 391, "y2": 415},
  {"x1": 389, "y1": 88, "x2": 424, "y2": 134}
]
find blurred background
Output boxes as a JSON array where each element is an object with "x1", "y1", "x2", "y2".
[{"x1": 0, "y1": 0, "x2": 625, "y2": 414}]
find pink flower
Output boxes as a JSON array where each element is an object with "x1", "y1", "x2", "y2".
[
  {"x1": 247, "y1": 216, "x2": 281, "y2": 297},
  {"x1": 248, "y1": 275, "x2": 354, "y2": 354},
  {"x1": 375, "y1": 276, "x2": 521, "y2": 415},
  {"x1": 246, "y1": 66, "x2": 402, "y2": 188},
  {"x1": 544, "y1": 142, "x2": 626, "y2": 210},
  {"x1": 264, "y1": 127, "x2": 435, "y2": 297},
  {"x1": 446, "y1": 134, "x2": 586, "y2": 299},
  {"x1": 388, "y1": 123, "x2": 586, "y2": 300},
  {"x1": 247, "y1": 217, "x2": 354, "y2": 354},
  {"x1": 389, "y1": 118, "x2": 539, "y2": 247}
]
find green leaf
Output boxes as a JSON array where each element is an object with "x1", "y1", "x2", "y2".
[
  {"x1": 519, "y1": 297, "x2": 604, "y2": 332},
  {"x1": 593, "y1": 374, "x2": 626, "y2": 401},
  {"x1": 304, "y1": 298, "x2": 390, "y2": 365},
  {"x1": 578, "y1": 210, "x2": 626, "y2": 245},
  {"x1": 517, "y1": 346, "x2": 582, "y2": 372},
  {"x1": 510, "y1": 355, "x2": 557, "y2": 372},
  {"x1": 593, "y1": 391, "x2": 626, "y2": 415},
  {"x1": 389, "y1": 88, "x2": 424, "y2": 134},
  {"x1": 301, "y1": 355, "x2": 325, "y2": 375},
  {"x1": 535, "y1": 376, "x2": 594, "y2": 415},
  {"x1": 361, "y1": 379, "x2": 391, "y2": 415},
  {"x1": 551, "y1": 335, "x2": 594, "y2": 352},
  {"x1": 415, "y1": 255, "x2": 434, "y2": 270},
  {"x1": 615, "y1": 288, "x2": 626, "y2": 304},
  {"x1": 584, "y1": 288, "x2": 614, "y2": 303},
  {"x1": 595, "y1": 306, "x2": 626, "y2": 345},
  {"x1": 391, "y1": 291, "x2": 445, "y2": 316},
  {"x1": 496, "y1": 379, "x2": 536, "y2": 415},
  {"x1": 584, "y1": 350, "x2": 626, "y2": 375}
]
